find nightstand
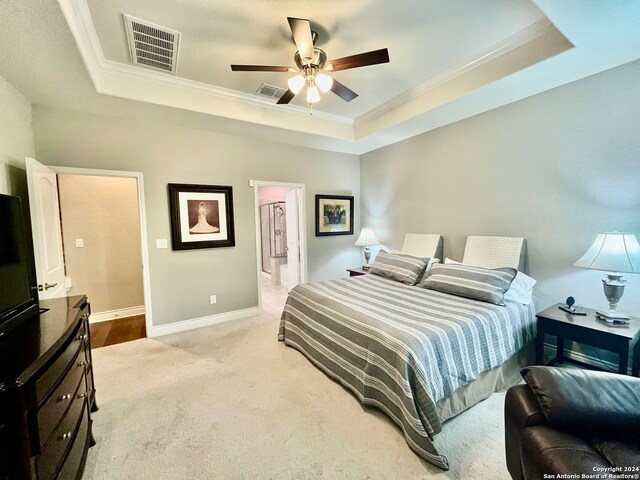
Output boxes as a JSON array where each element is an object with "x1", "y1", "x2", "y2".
[
  {"x1": 347, "y1": 267, "x2": 367, "y2": 277},
  {"x1": 535, "y1": 303, "x2": 640, "y2": 376}
]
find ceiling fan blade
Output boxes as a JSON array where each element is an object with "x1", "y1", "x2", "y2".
[
  {"x1": 330, "y1": 79, "x2": 358, "y2": 102},
  {"x1": 326, "y1": 48, "x2": 390, "y2": 72},
  {"x1": 277, "y1": 89, "x2": 296, "y2": 105},
  {"x1": 287, "y1": 17, "x2": 315, "y2": 62},
  {"x1": 231, "y1": 65, "x2": 293, "y2": 72}
]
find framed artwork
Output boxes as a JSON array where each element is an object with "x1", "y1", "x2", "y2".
[
  {"x1": 168, "y1": 183, "x2": 235, "y2": 250},
  {"x1": 315, "y1": 194, "x2": 354, "y2": 236}
]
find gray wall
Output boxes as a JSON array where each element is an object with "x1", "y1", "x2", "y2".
[
  {"x1": 0, "y1": 73, "x2": 34, "y2": 197},
  {"x1": 0, "y1": 72, "x2": 37, "y2": 294},
  {"x1": 361, "y1": 60, "x2": 640, "y2": 317},
  {"x1": 58, "y1": 175, "x2": 144, "y2": 314},
  {"x1": 33, "y1": 106, "x2": 361, "y2": 327}
]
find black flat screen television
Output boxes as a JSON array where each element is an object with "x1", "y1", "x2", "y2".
[{"x1": 0, "y1": 193, "x2": 39, "y2": 336}]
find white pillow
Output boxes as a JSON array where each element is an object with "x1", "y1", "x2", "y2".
[
  {"x1": 504, "y1": 271, "x2": 536, "y2": 305},
  {"x1": 446, "y1": 257, "x2": 535, "y2": 304}
]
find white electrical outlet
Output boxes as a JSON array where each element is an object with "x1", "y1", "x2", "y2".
[
  {"x1": 209, "y1": 295, "x2": 217, "y2": 304},
  {"x1": 156, "y1": 239, "x2": 168, "y2": 249},
  {"x1": 75, "y1": 239, "x2": 84, "y2": 248}
]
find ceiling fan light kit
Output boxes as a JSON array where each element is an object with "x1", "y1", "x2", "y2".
[
  {"x1": 306, "y1": 83, "x2": 320, "y2": 104},
  {"x1": 315, "y1": 73, "x2": 333, "y2": 93},
  {"x1": 287, "y1": 74, "x2": 305, "y2": 94},
  {"x1": 230, "y1": 17, "x2": 389, "y2": 107}
]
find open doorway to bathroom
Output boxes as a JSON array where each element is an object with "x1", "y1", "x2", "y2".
[{"x1": 253, "y1": 181, "x2": 307, "y2": 313}]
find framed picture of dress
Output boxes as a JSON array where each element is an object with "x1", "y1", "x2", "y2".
[
  {"x1": 315, "y1": 194, "x2": 354, "y2": 236},
  {"x1": 168, "y1": 183, "x2": 235, "y2": 250}
]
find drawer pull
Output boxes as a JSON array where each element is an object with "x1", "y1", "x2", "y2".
[
  {"x1": 77, "y1": 392, "x2": 87, "y2": 399},
  {"x1": 76, "y1": 334, "x2": 88, "y2": 341},
  {"x1": 60, "y1": 431, "x2": 72, "y2": 441},
  {"x1": 57, "y1": 393, "x2": 72, "y2": 403},
  {"x1": 77, "y1": 361, "x2": 87, "y2": 367}
]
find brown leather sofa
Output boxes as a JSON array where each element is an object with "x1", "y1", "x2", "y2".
[{"x1": 505, "y1": 366, "x2": 640, "y2": 480}]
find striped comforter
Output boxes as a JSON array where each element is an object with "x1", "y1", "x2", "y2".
[{"x1": 278, "y1": 274, "x2": 536, "y2": 470}]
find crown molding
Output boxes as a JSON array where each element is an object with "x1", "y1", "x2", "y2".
[
  {"x1": 98, "y1": 59, "x2": 353, "y2": 125},
  {"x1": 354, "y1": 19, "x2": 556, "y2": 127},
  {"x1": 57, "y1": 0, "x2": 634, "y2": 156},
  {"x1": 58, "y1": 0, "x2": 354, "y2": 139},
  {"x1": 58, "y1": 0, "x2": 563, "y2": 145}
]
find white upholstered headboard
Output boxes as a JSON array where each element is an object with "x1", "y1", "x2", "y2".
[
  {"x1": 462, "y1": 236, "x2": 525, "y2": 270},
  {"x1": 401, "y1": 233, "x2": 443, "y2": 260}
]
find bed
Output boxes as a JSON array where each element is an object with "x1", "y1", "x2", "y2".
[{"x1": 278, "y1": 235, "x2": 536, "y2": 470}]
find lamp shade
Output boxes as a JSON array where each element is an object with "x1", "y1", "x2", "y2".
[
  {"x1": 355, "y1": 228, "x2": 380, "y2": 247},
  {"x1": 574, "y1": 232, "x2": 640, "y2": 273}
]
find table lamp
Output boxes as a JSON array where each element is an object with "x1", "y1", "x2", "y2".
[
  {"x1": 355, "y1": 228, "x2": 380, "y2": 270},
  {"x1": 574, "y1": 232, "x2": 640, "y2": 323}
]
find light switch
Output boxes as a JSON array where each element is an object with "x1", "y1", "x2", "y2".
[
  {"x1": 75, "y1": 239, "x2": 84, "y2": 248},
  {"x1": 156, "y1": 239, "x2": 168, "y2": 249}
]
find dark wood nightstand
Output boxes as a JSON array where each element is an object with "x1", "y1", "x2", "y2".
[
  {"x1": 347, "y1": 267, "x2": 368, "y2": 277},
  {"x1": 536, "y1": 303, "x2": 640, "y2": 376}
]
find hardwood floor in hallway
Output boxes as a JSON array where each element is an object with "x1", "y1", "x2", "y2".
[{"x1": 90, "y1": 314, "x2": 146, "y2": 349}]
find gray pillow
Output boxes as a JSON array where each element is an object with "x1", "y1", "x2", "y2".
[
  {"x1": 368, "y1": 251, "x2": 429, "y2": 285},
  {"x1": 419, "y1": 263, "x2": 516, "y2": 305}
]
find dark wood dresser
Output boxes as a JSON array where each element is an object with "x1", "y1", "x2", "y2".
[{"x1": 0, "y1": 295, "x2": 97, "y2": 479}]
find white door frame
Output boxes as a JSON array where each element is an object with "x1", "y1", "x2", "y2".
[
  {"x1": 51, "y1": 166, "x2": 153, "y2": 337},
  {"x1": 252, "y1": 180, "x2": 307, "y2": 312}
]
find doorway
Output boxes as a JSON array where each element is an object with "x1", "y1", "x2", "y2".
[
  {"x1": 253, "y1": 181, "x2": 307, "y2": 313},
  {"x1": 26, "y1": 158, "x2": 153, "y2": 345}
]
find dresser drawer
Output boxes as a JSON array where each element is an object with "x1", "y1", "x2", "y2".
[
  {"x1": 35, "y1": 322, "x2": 85, "y2": 404},
  {"x1": 37, "y1": 346, "x2": 87, "y2": 447},
  {"x1": 56, "y1": 403, "x2": 90, "y2": 480},
  {"x1": 36, "y1": 386, "x2": 87, "y2": 480}
]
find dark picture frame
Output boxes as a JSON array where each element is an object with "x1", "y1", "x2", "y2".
[
  {"x1": 315, "y1": 194, "x2": 354, "y2": 236},
  {"x1": 168, "y1": 183, "x2": 235, "y2": 250}
]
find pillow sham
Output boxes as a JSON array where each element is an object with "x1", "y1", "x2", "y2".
[
  {"x1": 368, "y1": 251, "x2": 429, "y2": 285},
  {"x1": 419, "y1": 263, "x2": 517, "y2": 305},
  {"x1": 445, "y1": 257, "x2": 535, "y2": 305}
]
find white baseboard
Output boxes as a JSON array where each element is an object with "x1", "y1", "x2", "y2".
[
  {"x1": 148, "y1": 306, "x2": 261, "y2": 338},
  {"x1": 90, "y1": 305, "x2": 146, "y2": 323}
]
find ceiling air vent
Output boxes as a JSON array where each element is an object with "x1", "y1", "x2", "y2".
[
  {"x1": 257, "y1": 83, "x2": 287, "y2": 100},
  {"x1": 123, "y1": 14, "x2": 180, "y2": 73}
]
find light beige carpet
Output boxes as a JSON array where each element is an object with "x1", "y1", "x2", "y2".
[{"x1": 84, "y1": 284, "x2": 511, "y2": 480}]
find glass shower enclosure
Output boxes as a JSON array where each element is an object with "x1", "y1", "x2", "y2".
[{"x1": 259, "y1": 201, "x2": 287, "y2": 275}]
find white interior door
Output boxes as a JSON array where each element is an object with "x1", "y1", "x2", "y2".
[
  {"x1": 285, "y1": 189, "x2": 300, "y2": 288},
  {"x1": 26, "y1": 157, "x2": 66, "y2": 299}
]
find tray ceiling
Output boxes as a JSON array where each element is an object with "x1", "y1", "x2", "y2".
[
  {"x1": 85, "y1": 0, "x2": 547, "y2": 119},
  {"x1": 1, "y1": 1, "x2": 639, "y2": 154}
]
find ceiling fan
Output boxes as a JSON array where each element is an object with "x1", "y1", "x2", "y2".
[{"x1": 231, "y1": 17, "x2": 390, "y2": 106}]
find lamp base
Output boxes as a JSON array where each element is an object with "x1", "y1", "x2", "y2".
[
  {"x1": 598, "y1": 273, "x2": 629, "y2": 323},
  {"x1": 363, "y1": 247, "x2": 372, "y2": 270}
]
